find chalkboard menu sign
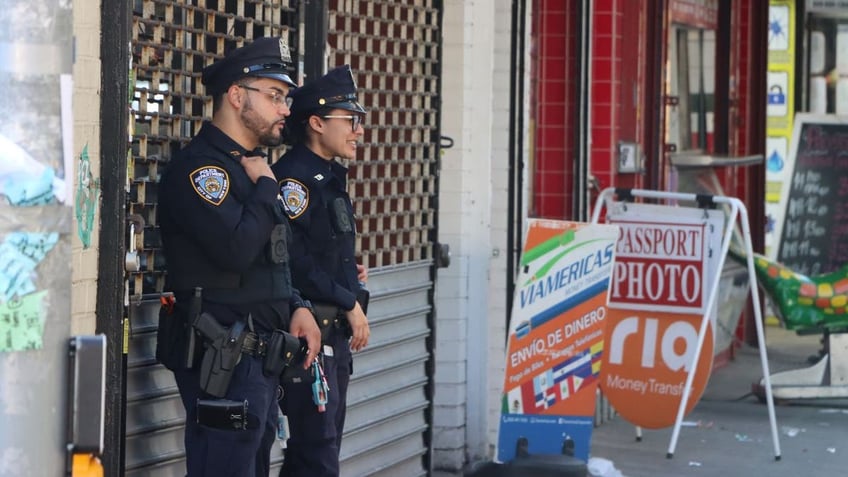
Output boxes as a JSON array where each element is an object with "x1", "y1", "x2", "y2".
[{"x1": 777, "y1": 115, "x2": 848, "y2": 276}]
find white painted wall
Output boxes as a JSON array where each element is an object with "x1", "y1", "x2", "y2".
[
  {"x1": 485, "y1": 0, "x2": 517, "y2": 456},
  {"x1": 434, "y1": 0, "x2": 524, "y2": 472}
]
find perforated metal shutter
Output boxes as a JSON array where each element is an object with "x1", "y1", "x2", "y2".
[{"x1": 125, "y1": 0, "x2": 442, "y2": 475}]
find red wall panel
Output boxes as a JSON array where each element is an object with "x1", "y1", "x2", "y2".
[
  {"x1": 589, "y1": 0, "x2": 624, "y2": 195},
  {"x1": 528, "y1": 0, "x2": 766, "y2": 345},
  {"x1": 532, "y1": 0, "x2": 577, "y2": 219},
  {"x1": 530, "y1": 0, "x2": 762, "y2": 221}
]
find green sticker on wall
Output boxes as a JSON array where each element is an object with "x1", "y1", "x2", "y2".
[{"x1": 75, "y1": 144, "x2": 100, "y2": 249}]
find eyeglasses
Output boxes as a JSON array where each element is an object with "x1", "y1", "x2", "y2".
[
  {"x1": 237, "y1": 84, "x2": 294, "y2": 108},
  {"x1": 321, "y1": 115, "x2": 363, "y2": 132}
]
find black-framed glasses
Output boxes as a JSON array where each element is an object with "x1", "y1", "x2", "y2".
[
  {"x1": 237, "y1": 84, "x2": 294, "y2": 108},
  {"x1": 321, "y1": 114, "x2": 363, "y2": 132}
]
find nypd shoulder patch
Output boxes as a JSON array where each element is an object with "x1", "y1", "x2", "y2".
[
  {"x1": 280, "y1": 179, "x2": 309, "y2": 218},
  {"x1": 190, "y1": 166, "x2": 230, "y2": 206}
]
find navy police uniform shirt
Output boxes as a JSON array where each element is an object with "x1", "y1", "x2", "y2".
[
  {"x1": 271, "y1": 143, "x2": 360, "y2": 311},
  {"x1": 159, "y1": 122, "x2": 301, "y2": 332}
]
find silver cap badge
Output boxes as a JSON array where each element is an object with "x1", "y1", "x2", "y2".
[{"x1": 279, "y1": 37, "x2": 292, "y2": 63}]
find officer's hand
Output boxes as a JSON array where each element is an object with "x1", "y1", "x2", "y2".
[
  {"x1": 240, "y1": 155, "x2": 275, "y2": 184},
  {"x1": 356, "y1": 264, "x2": 368, "y2": 283},
  {"x1": 345, "y1": 301, "x2": 370, "y2": 352},
  {"x1": 289, "y1": 307, "x2": 321, "y2": 368}
]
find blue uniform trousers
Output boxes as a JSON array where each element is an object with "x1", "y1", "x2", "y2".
[
  {"x1": 279, "y1": 331, "x2": 351, "y2": 477},
  {"x1": 174, "y1": 352, "x2": 279, "y2": 477}
]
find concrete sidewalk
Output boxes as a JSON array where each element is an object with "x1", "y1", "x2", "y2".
[
  {"x1": 589, "y1": 327, "x2": 848, "y2": 476},
  {"x1": 439, "y1": 326, "x2": 848, "y2": 477}
]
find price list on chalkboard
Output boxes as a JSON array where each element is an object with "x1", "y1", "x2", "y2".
[{"x1": 778, "y1": 121, "x2": 848, "y2": 276}]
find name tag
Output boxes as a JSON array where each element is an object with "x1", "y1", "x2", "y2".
[{"x1": 323, "y1": 345, "x2": 334, "y2": 357}]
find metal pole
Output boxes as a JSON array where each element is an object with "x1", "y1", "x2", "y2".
[
  {"x1": 573, "y1": 0, "x2": 592, "y2": 221},
  {"x1": 98, "y1": 0, "x2": 131, "y2": 474},
  {"x1": 303, "y1": 0, "x2": 329, "y2": 82},
  {"x1": 0, "y1": 0, "x2": 73, "y2": 475},
  {"x1": 506, "y1": 0, "x2": 527, "y2": 333}
]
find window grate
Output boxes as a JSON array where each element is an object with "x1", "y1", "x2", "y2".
[
  {"x1": 129, "y1": 0, "x2": 298, "y2": 296},
  {"x1": 328, "y1": 0, "x2": 441, "y2": 268}
]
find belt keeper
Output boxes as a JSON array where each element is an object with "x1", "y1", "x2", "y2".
[{"x1": 242, "y1": 332, "x2": 268, "y2": 357}]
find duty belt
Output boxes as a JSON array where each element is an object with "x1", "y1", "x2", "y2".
[
  {"x1": 313, "y1": 302, "x2": 351, "y2": 342},
  {"x1": 241, "y1": 332, "x2": 268, "y2": 357},
  {"x1": 313, "y1": 302, "x2": 342, "y2": 327}
]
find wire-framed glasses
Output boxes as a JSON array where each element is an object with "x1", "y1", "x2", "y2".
[{"x1": 237, "y1": 84, "x2": 294, "y2": 108}]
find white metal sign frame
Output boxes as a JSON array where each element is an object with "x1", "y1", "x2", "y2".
[{"x1": 591, "y1": 187, "x2": 782, "y2": 460}]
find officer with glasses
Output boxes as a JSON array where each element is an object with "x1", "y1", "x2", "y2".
[
  {"x1": 271, "y1": 65, "x2": 370, "y2": 477},
  {"x1": 156, "y1": 37, "x2": 321, "y2": 477}
]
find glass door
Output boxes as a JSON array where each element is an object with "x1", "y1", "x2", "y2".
[{"x1": 666, "y1": 25, "x2": 716, "y2": 155}]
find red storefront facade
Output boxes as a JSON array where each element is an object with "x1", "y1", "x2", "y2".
[{"x1": 529, "y1": 0, "x2": 768, "y2": 345}]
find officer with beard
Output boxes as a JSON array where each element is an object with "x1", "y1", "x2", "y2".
[{"x1": 156, "y1": 37, "x2": 321, "y2": 477}]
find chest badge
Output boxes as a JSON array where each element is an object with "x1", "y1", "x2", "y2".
[
  {"x1": 280, "y1": 178, "x2": 309, "y2": 218},
  {"x1": 190, "y1": 166, "x2": 230, "y2": 206}
]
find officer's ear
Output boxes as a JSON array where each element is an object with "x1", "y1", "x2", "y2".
[
  {"x1": 307, "y1": 114, "x2": 325, "y2": 134},
  {"x1": 226, "y1": 83, "x2": 245, "y2": 108}
]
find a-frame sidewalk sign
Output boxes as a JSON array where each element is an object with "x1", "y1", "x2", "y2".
[{"x1": 590, "y1": 187, "x2": 782, "y2": 460}]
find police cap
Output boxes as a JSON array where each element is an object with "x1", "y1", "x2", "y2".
[
  {"x1": 201, "y1": 37, "x2": 296, "y2": 96},
  {"x1": 288, "y1": 64, "x2": 366, "y2": 120}
]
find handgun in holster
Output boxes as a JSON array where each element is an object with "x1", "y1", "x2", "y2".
[{"x1": 193, "y1": 312, "x2": 247, "y2": 397}]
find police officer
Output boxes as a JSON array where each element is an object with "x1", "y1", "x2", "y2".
[
  {"x1": 156, "y1": 37, "x2": 321, "y2": 477},
  {"x1": 271, "y1": 65, "x2": 370, "y2": 477}
]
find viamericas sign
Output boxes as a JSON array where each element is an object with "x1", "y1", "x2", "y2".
[{"x1": 496, "y1": 220, "x2": 618, "y2": 463}]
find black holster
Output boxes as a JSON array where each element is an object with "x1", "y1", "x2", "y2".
[
  {"x1": 320, "y1": 288, "x2": 369, "y2": 340},
  {"x1": 194, "y1": 312, "x2": 247, "y2": 398},
  {"x1": 313, "y1": 303, "x2": 341, "y2": 342}
]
